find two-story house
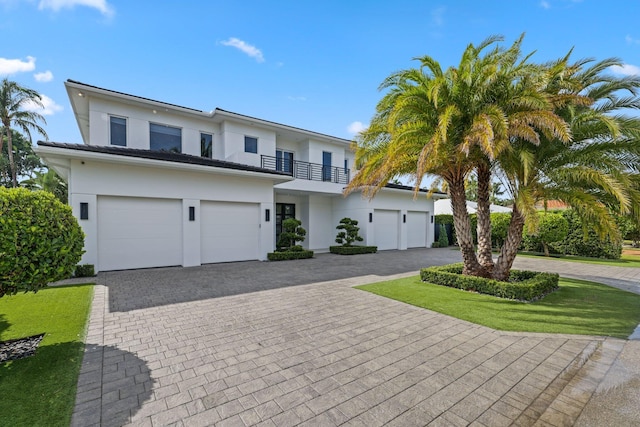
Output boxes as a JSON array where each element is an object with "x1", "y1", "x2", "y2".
[{"x1": 36, "y1": 80, "x2": 443, "y2": 272}]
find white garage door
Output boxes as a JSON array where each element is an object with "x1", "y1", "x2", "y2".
[
  {"x1": 201, "y1": 201, "x2": 260, "y2": 264},
  {"x1": 374, "y1": 209, "x2": 399, "y2": 250},
  {"x1": 98, "y1": 196, "x2": 182, "y2": 271},
  {"x1": 407, "y1": 211, "x2": 428, "y2": 248}
]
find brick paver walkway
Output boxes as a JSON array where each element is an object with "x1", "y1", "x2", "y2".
[{"x1": 66, "y1": 247, "x2": 640, "y2": 426}]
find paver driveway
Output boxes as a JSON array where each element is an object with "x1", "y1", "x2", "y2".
[{"x1": 68, "y1": 249, "x2": 639, "y2": 426}]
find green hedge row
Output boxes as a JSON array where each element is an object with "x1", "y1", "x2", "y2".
[
  {"x1": 267, "y1": 250, "x2": 314, "y2": 261},
  {"x1": 420, "y1": 263, "x2": 559, "y2": 301},
  {"x1": 329, "y1": 246, "x2": 378, "y2": 255}
]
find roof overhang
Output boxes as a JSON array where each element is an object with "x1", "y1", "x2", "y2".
[{"x1": 35, "y1": 143, "x2": 294, "y2": 184}]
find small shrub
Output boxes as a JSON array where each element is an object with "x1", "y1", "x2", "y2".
[
  {"x1": 0, "y1": 188, "x2": 85, "y2": 297},
  {"x1": 329, "y1": 246, "x2": 377, "y2": 255},
  {"x1": 431, "y1": 242, "x2": 440, "y2": 248},
  {"x1": 74, "y1": 264, "x2": 95, "y2": 277},
  {"x1": 420, "y1": 263, "x2": 559, "y2": 301},
  {"x1": 267, "y1": 250, "x2": 314, "y2": 261},
  {"x1": 276, "y1": 218, "x2": 307, "y2": 251},
  {"x1": 335, "y1": 217, "x2": 364, "y2": 247},
  {"x1": 490, "y1": 213, "x2": 511, "y2": 248},
  {"x1": 438, "y1": 224, "x2": 449, "y2": 247}
]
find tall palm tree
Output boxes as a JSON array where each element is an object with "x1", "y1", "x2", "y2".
[
  {"x1": 493, "y1": 56, "x2": 640, "y2": 279},
  {"x1": 347, "y1": 35, "x2": 568, "y2": 277},
  {"x1": 0, "y1": 79, "x2": 48, "y2": 187}
]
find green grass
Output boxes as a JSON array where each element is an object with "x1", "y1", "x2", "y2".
[
  {"x1": 357, "y1": 276, "x2": 640, "y2": 338},
  {"x1": 0, "y1": 284, "x2": 93, "y2": 427},
  {"x1": 516, "y1": 251, "x2": 640, "y2": 268}
]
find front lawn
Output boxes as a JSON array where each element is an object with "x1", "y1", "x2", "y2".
[
  {"x1": 357, "y1": 276, "x2": 640, "y2": 338},
  {"x1": 0, "y1": 284, "x2": 93, "y2": 427}
]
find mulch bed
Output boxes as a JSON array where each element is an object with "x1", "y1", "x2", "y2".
[{"x1": 0, "y1": 334, "x2": 45, "y2": 363}]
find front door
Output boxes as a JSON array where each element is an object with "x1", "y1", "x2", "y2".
[
  {"x1": 322, "y1": 151, "x2": 332, "y2": 182},
  {"x1": 275, "y1": 203, "x2": 296, "y2": 245}
]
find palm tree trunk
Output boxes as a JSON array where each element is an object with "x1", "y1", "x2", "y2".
[
  {"x1": 449, "y1": 178, "x2": 486, "y2": 277},
  {"x1": 7, "y1": 128, "x2": 17, "y2": 187},
  {"x1": 492, "y1": 206, "x2": 525, "y2": 281},
  {"x1": 475, "y1": 163, "x2": 494, "y2": 272}
]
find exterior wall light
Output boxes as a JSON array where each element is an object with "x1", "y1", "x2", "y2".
[
  {"x1": 189, "y1": 206, "x2": 195, "y2": 221},
  {"x1": 369, "y1": 212, "x2": 373, "y2": 223},
  {"x1": 80, "y1": 202, "x2": 89, "y2": 220}
]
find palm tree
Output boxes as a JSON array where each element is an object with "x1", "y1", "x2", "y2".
[
  {"x1": 0, "y1": 79, "x2": 48, "y2": 187},
  {"x1": 493, "y1": 56, "x2": 640, "y2": 279},
  {"x1": 346, "y1": 35, "x2": 568, "y2": 278},
  {"x1": 21, "y1": 169, "x2": 68, "y2": 203}
]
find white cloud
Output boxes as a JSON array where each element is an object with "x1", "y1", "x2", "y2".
[
  {"x1": 23, "y1": 94, "x2": 63, "y2": 116},
  {"x1": 220, "y1": 37, "x2": 265, "y2": 63},
  {"x1": 34, "y1": 70, "x2": 54, "y2": 82},
  {"x1": 287, "y1": 96, "x2": 306, "y2": 101},
  {"x1": 540, "y1": 1, "x2": 551, "y2": 9},
  {"x1": 626, "y1": 35, "x2": 640, "y2": 45},
  {"x1": 38, "y1": 0, "x2": 114, "y2": 17},
  {"x1": 431, "y1": 6, "x2": 445, "y2": 27},
  {"x1": 610, "y1": 64, "x2": 640, "y2": 76},
  {"x1": 0, "y1": 56, "x2": 36, "y2": 75},
  {"x1": 347, "y1": 121, "x2": 366, "y2": 135}
]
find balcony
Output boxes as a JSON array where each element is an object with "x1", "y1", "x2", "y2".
[{"x1": 261, "y1": 155, "x2": 350, "y2": 184}]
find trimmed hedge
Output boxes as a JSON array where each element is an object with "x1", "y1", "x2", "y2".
[
  {"x1": 267, "y1": 250, "x2": 314, "y2": 261},
  {"x1": 329, "y1": 246, "x2": 377, "y2": 255},
  {"x1": 0, "y1": 188, "x2": 85, "y2": 297},
  {"x1": 420, "y1": 263, "x2": 559, "y2": 302}
]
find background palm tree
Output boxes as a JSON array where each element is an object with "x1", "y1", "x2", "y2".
[
  {"x1": 0, "y1": 78, "x2": 48, "y2": 187},
  {"x1": 21, "y1": 169, "x2": 68, "y2": 203}
]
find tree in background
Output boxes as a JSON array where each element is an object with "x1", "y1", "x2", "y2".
[
  {"x1": 21, "y1": 169, "x2": 67, "y2": 203},
  {"x1": 1, "y1": 129, "x2": 43, "y2": 186},
  {"x1": 0, "y1": 79, "x2": 48, "y2": 188}
]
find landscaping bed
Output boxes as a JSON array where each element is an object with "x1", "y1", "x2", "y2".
[
  {"x1": 420, "y1": 263, "x2": 559, "y2": 301},
  {"x1": 267, "y1": 250, "x2": 314, "y2": 261},
  {"x1": 329, "y1": 245, "x2": 377, "y2": 255}
]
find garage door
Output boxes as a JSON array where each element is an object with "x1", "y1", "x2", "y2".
[
  {"x1": 201, "y1": 201, "x2": 260, "y2": 263},
  {"x1": 374, "y1": 209, "x2": 399, "y2": 250},
  {"x1": 98, "y1": 196, "x2": 182, "y2": 271},
  {"x1": 407, "y1": 211, "x2": 428, "y2": 248}
]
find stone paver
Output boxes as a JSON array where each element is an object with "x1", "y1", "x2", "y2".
[{"x1": 65, "y1": 249, "x2": 640, "y2": 426}]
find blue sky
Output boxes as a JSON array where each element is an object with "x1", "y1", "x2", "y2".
[{"x1": 1, "y1": 0, "x2": 639, "y2": 145}]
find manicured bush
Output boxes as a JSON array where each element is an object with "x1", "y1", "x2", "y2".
[
  {"x1": 267, "y1": 250, "x2": 314, "y2": 261},
  {"x1": 74, "y1": 264, "x2": 95, "y2": 277},
  {"x1": 276, "y1": 218, "x2": 306, "y2": 251},
  {"x1": 335, "y1": 217, "x2": 364, "y2": 247},
  {"x1": 431, "y1": 242, "x2": 440, "y2": 248},
  {"x1": 0, "y1": 188, "x2": 85, "y2": 297},
  {"x1": 437, "y1": 224, "x2": 449, "y2": 247},
  {"x1": 329, "y1": 246, "x2": 377, "y2": 255},
  {"x1": 420, "y1": 263, "x2": 559, "y2": 301}
]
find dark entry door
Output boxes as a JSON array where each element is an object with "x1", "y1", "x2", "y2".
[{"x1": 275, "y1": 203, "x2": 296, "y2": 244}]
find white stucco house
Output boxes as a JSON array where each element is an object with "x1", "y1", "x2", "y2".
[
  {"x1": 36, "y1": 80, "x2": 445, "y2": 272},
  {"x1": 434, "y1": 199, "x2": 512, "y2": 215}
]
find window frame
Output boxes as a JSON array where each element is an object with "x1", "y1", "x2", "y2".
[
  {"x1": 200, "y1": 132, "x2": 213, "y2": 158},
  {"x1": 109, "y1": 115, "x2": 127, "y2": 147},
  {"x1": 244, "y1": 135, "x2": 258, "y2": 154},
  {"x1": 149, "y1": 122, "x2": 182, "y2": 153}
]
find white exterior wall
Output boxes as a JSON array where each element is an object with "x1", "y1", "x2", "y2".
[
  {"x1": 68, "y1": 159, "x2": 275, "y2": 271},
  {"x1": 306, "y1": 195, "x2": 335, "y2": 251},
  {"x1": 220, "y1": 120, "x2": 276, "y2": 167},
  {"x1": 87, "y1": 97, "x2": 218, "y2": 157},
  {"x1": 335, "y1": 190, "x2": 436, "y2": 249}
]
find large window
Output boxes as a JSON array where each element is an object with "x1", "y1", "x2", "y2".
[
  {"x1": 322, "y1": 151, "x2": 332, "y2": 182},
  {"x1": 244, "y1": 136, "x2": 258, "y2": 154},
  {"x1": 150, "y1": 123, "x2": 182, "y2": 153},
  {"x1": 201, "y1": 133, "x2": 213, "y2": 158},
  {"x1": 276, "y1": 150, "x2": 294, "y2": 173},
  {"x1": 109, "y1": 116, "x2": 127, "y2": 146}
]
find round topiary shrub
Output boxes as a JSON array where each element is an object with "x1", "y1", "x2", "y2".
[{"x1": 0, "y1": 188, "x2": 85, "y2": 297}]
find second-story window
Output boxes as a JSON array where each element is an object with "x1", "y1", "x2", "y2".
[
  {"x1": 150, "y1": 123, "x2": 182, "y2": 153},
  {"x1": 244, "y1": 136, "x2": 258, "y2": 154},
  {"x1": 276, "y1": 150, "x2": 294, "y2": 173},
  {"x1": 201, "y1": 133, "x2": 213, "y2": 158},
  {"x1": 109, "y1": 116, "x2": 127, "y2": 147}
]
